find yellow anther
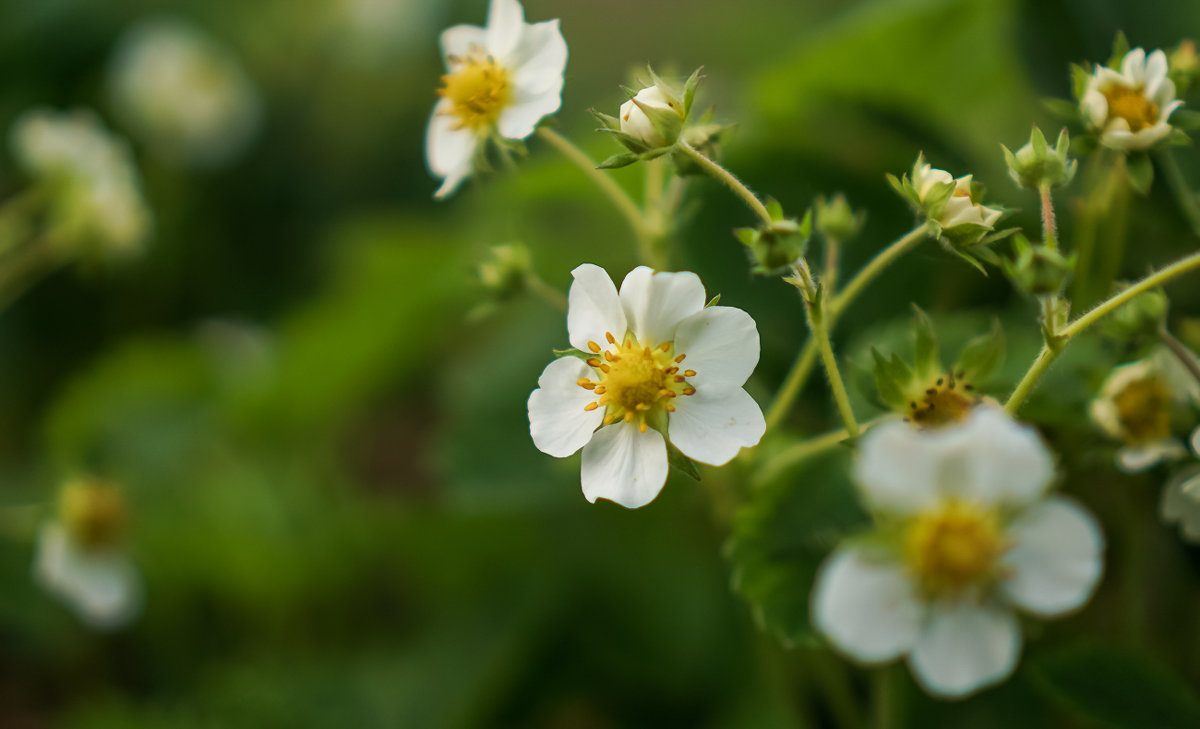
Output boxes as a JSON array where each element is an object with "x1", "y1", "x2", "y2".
[
  {"x1": 684, "y1": 369, "x2": 696, "y2": 377},
  {"x1": 603, "y1": 414, "x2": 615, "y2": 424},
  {"x1": 674, "y1": 375, "x2": 686, "y2": 383},
  {"x1": 674, "y1": 354, "x2": 687, "y2": 363},
  {"x1": 606, "y1": 332, "x2": 617, "y2": 344},
  {"x1": 638, "y1": 422, "x2": 648, "y2": 433},
  {"x1": 593, "y1": 386, "x2": 606, "y2": 394},
  {"x1": 604, "y1": 351, "x2": 617, "y2": 362},
  {"x1": 577, "y1": 378, "x2": 595, "y2": 389},
  {"x1": 624, "y1": 412, "x2": 634, "y2": 423},
  {"x1": 586, "y1": 357, "x2": 602, "y2": 368},
  {"x1": 682, "y1": 386, "x2": 696, "y2": 396},
  {"x1": 588, "y1": 341, "x2": 602, "y2": 353},
  {"x1": 665, "y1": 403, "x2": 676, "y2": 412},
  {"x1": 660, "y1": 342, "x2": 670, "y2": 352},
  {"x1": 584, "y1": 402, "x2": 599, "y2": 411}
]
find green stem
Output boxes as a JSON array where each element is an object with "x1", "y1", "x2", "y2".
[
  {"x1": 806, "y1": 294, "x2": 859, "y2": 437},
  {"x1": 764, "y1": 227, "x2": 928, "y2": 432},
  {"x1": 872, "y1": 666, "x2": 902, "y2": 729},
  {"x1": 810, "y1": 649, "x2": 864, "y2": 729},
  {"x1": 830, "y1": 227, "x2": 928, "y2": 317},
  {"x1": 1006, "y1": 249, "x2": 1200, "y2": 413},
  {"x1": 676, "y1": 139, "x2": 773, "y2": 226},
  {"x1": 755, "y1": 419, "x2": 887, "y2": 486},
  {"x1": 1159, "y1": 326, "x2": 1200, "y2": 385},
  {"x1": 526, "y1": 273, "x2": 567, "y2": 311},
  {"x1": 537, "y1": 127, "x2": 659, "y2": 265},
  {"x1": 1157, "y1": 147, "x2": 1200, "y2": 237}
]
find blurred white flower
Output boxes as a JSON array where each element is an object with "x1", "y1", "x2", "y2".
[
  {"x1": 33, "y1": 480, "x2": 142, "y2": 631},
  {"x1": 528, "y1": 264, "x2": 765, "y2": 509},
  {"x1": 427, "y1": 0, "x2": 567, "y2": 199},
  {"x1": 10, "y1": 108, "x2": 151, "y2": 256},
  {"x1": 812, "y1": 409, "x2": 1104, "y2": 699},
  {"x1": 108, "y1": 17, "x2": 262, "y2": 168},
  {"x1": 911, "y1": 162, "x2": 1002, "y2": 231},
  {"x1": 1090, "y1": 348, "x2": 1199, "y2": 472},
  {"x1": 1081, "y1": 48, "x2": 1183, "y2": 151},
  {"x1": 1160, "y1": 427, "x2": 1200, "y2": 543}
]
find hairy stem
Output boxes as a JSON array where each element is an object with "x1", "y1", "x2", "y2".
[{"x1": 676, "y1": 139, "x2": 773, "y2": 226}]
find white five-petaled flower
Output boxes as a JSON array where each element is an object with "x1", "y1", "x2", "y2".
[
  {"x1": 911, "y1": 162, "x2": 1002, "y2": 231},
  {"x1": 528, "y1": 264, "x2": 766, "y2": 509},
  {"x1": 812, "y1": 408, "x2": 1104, "y2": 699},
  {"x1": 1090, "y1": 348, "x2": 1199, "y2": 472},
  {"x1": 10, "y1": 108, "x2": 151, "y2": 256},
  {"x1": 426, "y1": 0, "x2": 567, "y2": 199},
  {"x1": 108, "y1": 17, "x2": 263, "y2": 168},
  {"x1": 33, "y1": 480, "x2": 142, "y2": 631},
  {"x1": 1081, "y1": 47, "x2": 1183, "y2": 151}
]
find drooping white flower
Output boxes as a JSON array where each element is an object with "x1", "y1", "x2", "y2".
[
  {"x1": 812, "y1": 408, "x2": 1104, "y2": 699},
  {"x1": 10, "y1": 108, "x2": 151, "y2": 256},
  {"x1": 426, "y1": 0, "x2": 567, "y2": 199},
  {"x1": 1090, "y1": 348, "x2": 1200, "y2": 472},
  {"x1": 108, "y1": 17, "x2": 262, "y2": 168},
  {"x1": 528, "y1": 264, "x2": 766, "y2": 509},
  {"x1": 32, "y1": 480, "x2": 142, "y2": 631},
  {"x1": 910, "y1": 162, "x2": 1003, "y2": 231},
  {"x1": 1081, "y1": 48, "x2": 1183, "y2": 151}
]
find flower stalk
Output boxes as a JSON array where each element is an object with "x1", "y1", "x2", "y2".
[{"x1": 676, "y1": 138, "x2": 773, "y2": 226}]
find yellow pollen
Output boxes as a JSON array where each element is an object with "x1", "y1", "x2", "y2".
[
  {"x1": 1103, "y1": 84, "x2": 1160, "y2": 132},
  {"x1": 588, "y1": 341, "x2": 601, "y2": 353},
  {"x1": 438, "y1": 55, "x2": 512, "y2": 131},
  {"x1": 905, "y1": 501, "x2": 1005, "y2": 594},
  {"x1": 580, "y1": 332, "x2": 698, "y2": 430},
  {"x1": 1113, "y1": 375, "x2": 1171, "y2": 444},
  {"x1": 583, "y1": 402, "x2": 599, "y2": 411}
]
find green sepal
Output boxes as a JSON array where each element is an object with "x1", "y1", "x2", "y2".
[
  {"x1": 1125, "y1": 152, "x2": 1154, "y2": 195},
  {"x1": 1070, "y1": 63, "x2": 1091, "y2": 100},
  {"x1": 597, "y1": 152, "x2": 641, "y2": 170},
  {"x1": 1168, "y1": 128, "x2": 1194, "y2": 146},
  {"x1": 954, "y1": 318, "x2": 1005, "y2": 382},
  {"x1": 1107, "y1": 31, "x2": 1131, "y2": 70},
  {"x1": 872, "y1": 347, "x2": 914, "y2": 410},
  {"x1": 552, "y1": 347, "x2": 593, "y2": 361},
  {"x1": 631, "y1": 96, "x2": 684, "y2": 147},
  {"x1": 667, "y1": 441, "x2": 702, "y2": 481},
  {"x1": 1170, "y1": 109, "x2": 1200, "y2": 131},
  {"x1": 588, "y1": 108, "x2": 621, "y2": 131},
  {"x1": 705, "y1": 294, "x2": 721, "y2": 307},
  {"x1": 682, "y1": 66, "x2": 704, "y2": 116},
  {"x1": 595, "y1": 127, "x2": 653, "y2": 154},
  {"x1": 1044, "y1": 97, "x2": 1081, "y2": 121},
  {"x1": 911, "y1": 305, "x2": 940, "y2": 381}
]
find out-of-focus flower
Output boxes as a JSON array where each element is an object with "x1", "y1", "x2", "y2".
[
  {"x1": 812, "y1": 409, "x2": 1104, "y2": 699},
  {"x1": 108, "y1": 17, "x2": 262, "y2": 168},
  {"x1": 911, "y1": 161, "x2": 1003, "y2": 231},
  {"x1": 1090, "y1": 348, "x2": 1200, "y2": 472},
  {"x1": 1161, "y1": 427, "x2": 1200, "y2": 542},
  {"x1": 33, "y1": 479, "x2": 142, "y2": 631},
  {"x1": 528, "y1": 264, "x2": 765, "y2": 508},
  {"x1": 10, "y1": 108, "x2": 151, "y2": 256},
  {"x1": 427, "y1": 0, "x2": 567, "y2": 199},
  {"x1": 1081, "y1": 48, "x2": 1183, "y2": 151}
]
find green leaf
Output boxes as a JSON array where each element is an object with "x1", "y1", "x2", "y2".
[
  {"x1": 666, "y1": 442, "x2": 702, "y2": 481},
  {"x1": 1169, "y1": 109, "x2": 1200, "y2": 131},
  {"x1": 1125, "y1": 152, "x2": 1154, "y2": 195},
  {"x1": 1029, "y1": 642, "x2": 1200, "y2": 729},
  {"x1": 726, "y1": 448, "x2": 866, "y2": 647}
]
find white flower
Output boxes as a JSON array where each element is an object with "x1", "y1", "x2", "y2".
[
  {"x1": 1081, "y1": 48, "x2": 1183, "y2": 151},
  {"x1": 10, "y1": 108, "x2": 151, "y2": 256},
  {"x1": 812, "y1": 409, "x2": 1104, "y2": 699},
  {"x1": 426, "y1": 0, "x2": 567, "y2": 199},
  {"x1": 528, "y1": 264, "x2": 766, "y2": 509},
  {"x1": 1090, "y1": 348, "x2": 1199, "y2": 472},
  {"x1": 619, "y1": 85, "x2": 678, "y2": 148},
  {"x1": 32, "y1": 481, "x2": 142, "y2": 631},
  {"x1": 911, "y1": 162, "x2": 1002, "y2": 231},
  {"x1": 108, "y1": 18, "x2": 262, "y2": 168}
]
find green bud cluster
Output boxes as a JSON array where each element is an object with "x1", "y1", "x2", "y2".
[
  {"x1": 477, "y1": 243, "x2": 533, "y2": 300},
  {"x1": 814, "y1": 193, "x2": 866, "y2": 243},
  {"x1": 1002, "y1": 126, "x2": 1076, "y2": 191},
  {"x1": 734, "y1": 200, "x2": 811, "y2": 276},
  {"x1": 1002, "y1": 234, "x2": 1075, "y2": 297}
]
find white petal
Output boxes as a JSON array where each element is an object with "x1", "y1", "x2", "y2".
[
  {"x1": 485, "y1": 0, "x2": 526, "y2": 62},
  {"x1": 1081, "y1": 89, "x2": 1108, "y2": 127},
  {"x1": 856, "y1": 420, "x2": 950, "y2": 514},
  {"x1": 1000, "y1": 497, "x2": 1104, "y2": 617},
  {"x1": 619, "y1": 267, "x2": 706, "y2": 346},
  {"x1": 580, "y1": 422, "x2": 668, "y2": 509},
  {"x1": 425, "y1": 99, "x2": 478, "y2": 200},
  {"x1": 1145, "y1": 49, "x2": 1168, "y2": 84},
  {"x1": 566, "y1": 264, "x2": 627, "y2": 353},
  {"x1": 956, "y1": 408, "x2": 1054, "y2": 507},
  {"x1": 528, "y1": 356, "x2": 603, "y2": 457},
  {"x1": 672, "y1": 306, "x2": 760, "y2": 390},
  {"x1": 33, "y1": 524, "x2": 142, "y2": 630},
  {"x1": 497, "y1": 88, "x2": 562, "y2": 140},
  {"x1": 509, "y1": 20, "x2": 568, "y2": 96},
  {"x1": 1122, "y1": 48, "x2": 1147, "y2": 82},
  {"x1": 1162, "y1": 468, "x2": 1200, "y2": 543},
  {"x1": 668, "y1": 386, "x2": 765, "y2": 465},
  {"x1": 812, "y1": 547, "x2": 921, "y2": 663},
  {"x1": 1117, "y1": 440, "x2": 1184, "y2": 472},
  {"x1": 439, "y1": 24, "x2": 486, "y2": 64},
  {"x1": 908, "y1": 601, "x2": 1021, "y2": 699},
  {"x1": 1191, "y1": 426, "x2": 1200, "y2": 456}
]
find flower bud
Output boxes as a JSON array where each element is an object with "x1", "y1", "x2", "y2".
[
  {"x1": 619, "y1": 84, "x2": 684, "y2": 149},
  {"x1": 477, "y1": 243, "x2": 533, "y2": 301},
  {"x1": 1002, "y1": 234, "x2": 1074, "y2": 297},
  {"x1": 1101, "y1": 286, "x2": 1169, "y2": 344},
  {"x1": 814, "y1": 193, "x2": 866, "y2": 242},
  {"x1": 1003, "y1": 126, "x2": 1076, "y2": 191},
  {"x1": 735, "y1": 205, "x2": 811, "y2": 276}
]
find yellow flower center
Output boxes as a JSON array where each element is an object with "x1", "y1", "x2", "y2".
[
  {"x1": 1103, "y1": 84, "x2": 1160, "y2": 132},
  {"x1": 59, "y1": 480, "x2": 128, "y2": 550},
  {"x1": 907, "y1": 371, "x2": 979, "y2": 428},
  {"x1": 1113, "y1": 375, "x2": 1171, "y2": 444},
  {"x1": 906, "y1": 501, "x2": 1005, "y2": 594},
  {"x1": 438, "y1": 54, "x2": 512, "y2": 131},
  {"x1": 577, "y1": 331, "x2": 697, "y2": 432}
]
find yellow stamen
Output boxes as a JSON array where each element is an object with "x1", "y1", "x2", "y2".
[
  {"x1": 438, "y1": 55, "x2": 512, "y2": 131},
  {"x1": 905, "y1": 500, "x2": 1005, "y2": 594},
  {"x1": 1103, "y1": 83, "x2": 1160, "y2": 132}
]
